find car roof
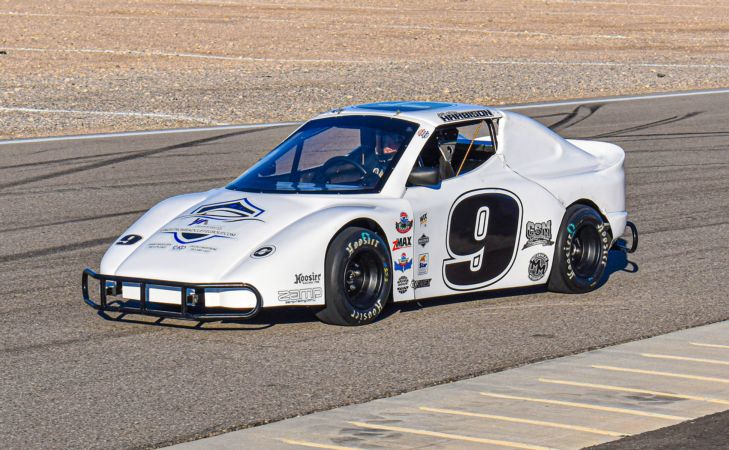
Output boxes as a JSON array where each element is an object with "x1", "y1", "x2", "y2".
[{"x1": 315, "y1": 101, "x2": 504, "y2": 127}]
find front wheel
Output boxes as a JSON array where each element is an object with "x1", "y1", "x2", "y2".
[
  {"x1": 548, "y1": 205, "x2": 610, "y2": 294},
  {"x1": 316, "y1": 227, "x2": 392, "y2": 326}
]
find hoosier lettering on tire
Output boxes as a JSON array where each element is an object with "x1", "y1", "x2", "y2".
[
  {"x1": 316, "y1": 227, "x2": 392, "y2": 326},
  {"x1": 548, "y1": 204, "x2": 611, "y2": 294}
]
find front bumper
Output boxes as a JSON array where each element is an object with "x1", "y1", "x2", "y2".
[{"x1": 82, "y1": 268, "x2": 262, "y2": 321}]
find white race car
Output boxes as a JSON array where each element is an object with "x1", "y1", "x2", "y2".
[{"x1": 83, "y1": 101, "x2": 638, "y2": 325}]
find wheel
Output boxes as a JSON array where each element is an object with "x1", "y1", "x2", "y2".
[
  {"x1": 548, "y1": 204, "x2": 610, "y2": 294},
  {"x1": 316, "y1": 156, "x2": 368, "y2": 184},
  {"x1": 316, "y1": 227, "x2": 392, "y2": 326}
]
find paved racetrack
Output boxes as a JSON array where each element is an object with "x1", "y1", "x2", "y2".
[{"x1": 2, "y1": 91, "x2": 728, "y2": 449}]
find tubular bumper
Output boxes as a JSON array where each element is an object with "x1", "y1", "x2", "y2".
[
  {"x1": 612, "y1": 220, "x2": 638, "y2": 254},
  {"x1": 82, "y1": 268, "x2": 262, "y2": 321}
]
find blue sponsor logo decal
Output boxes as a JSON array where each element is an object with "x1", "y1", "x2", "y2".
[
  {"x1": 163, "y1": 198, "x2": 264, "y2": 245},
  {"x1": 184, "y1": 198, "x2": 264, "y2": 223},
  {"x1": 165, "y1": 230, "x2": 236, "y2": 245},
  {"x1": 394, "y1": 253, "x2": 412, "y2": 272}
]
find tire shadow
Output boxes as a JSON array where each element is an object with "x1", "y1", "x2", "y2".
[{"x1": 598, "y1": 246, "x2": 639, "y2": 288}]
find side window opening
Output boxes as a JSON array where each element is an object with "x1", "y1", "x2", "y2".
[{"x1": 411, "y1": 119, "x2": 497, "y2": 183}]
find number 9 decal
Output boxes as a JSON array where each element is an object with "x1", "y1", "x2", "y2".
[{"x1": 443, "y1": 189, "x2": 522, "y2": 290}]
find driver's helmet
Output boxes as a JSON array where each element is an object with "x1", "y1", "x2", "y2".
[{"x1": 377, "y1": 131, "x2": 405, "y2": 157}]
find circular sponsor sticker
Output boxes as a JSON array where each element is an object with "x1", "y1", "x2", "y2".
[
  {"x1": 528, "y1": 253, "x2": 549, "y2": 281},
  {"x1": 251, "y1": 245, "x2": 276, "y2": 259},
  {"x1": 397, "y1": 276, "x2": 409, "y2": 294}
]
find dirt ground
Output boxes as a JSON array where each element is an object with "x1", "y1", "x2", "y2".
[{"x1": 1, "y1": 0, "x2": 728, "y2": 139}]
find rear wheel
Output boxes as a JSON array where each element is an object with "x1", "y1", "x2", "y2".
[
  {"x1": 548, "y1": 204, "x2": 610, "y2": 293},
  {"x1": 316, "y1": 227, "x2": 392, "y2": 326}
]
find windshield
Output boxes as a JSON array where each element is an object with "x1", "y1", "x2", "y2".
[{"x1": 227, "y1": 115, "x2": 418, "y2": 193}]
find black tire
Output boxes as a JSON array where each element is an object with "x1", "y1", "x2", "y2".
[
  {"x1": 316, "y1": 227, "x2": 392, "y2": 326},
  {"x1": 548, "y1": 204, "x2": 610, "y2": 294}
]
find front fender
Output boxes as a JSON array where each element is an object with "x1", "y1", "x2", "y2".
[
  {"x1": 99, "y1": 191, "x2": 211, "y2": 274},
  {"x1": 223, "y1": 201, "x2": 413, "y2": 308}
]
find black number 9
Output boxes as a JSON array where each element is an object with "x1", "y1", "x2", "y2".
[{"x1": 444, "y1": 190, "x2": 522, "y2": 290}]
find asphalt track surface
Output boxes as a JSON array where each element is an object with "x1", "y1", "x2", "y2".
[{"x1": 2, "y1": 91, "x2": 728, "y2": 449}]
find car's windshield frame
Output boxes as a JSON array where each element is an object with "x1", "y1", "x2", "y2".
[{"x1": 226, "y1": 115, "x2": 420, "y2": 195}]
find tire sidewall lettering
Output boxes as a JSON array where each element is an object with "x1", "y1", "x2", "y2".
[
  {"x1": 338, "y1": 230, "x2": 391, "y2": 323},
  {"x1": 562, "y1": 213, "x2": 609, "y2": 287}
]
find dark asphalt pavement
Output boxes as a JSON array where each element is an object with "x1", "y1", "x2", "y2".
[
  {"x1": 591, "y1": 409, "x2": 729, "y2": 450},
  {"x1": 1, "y1": 91, "x2": 728, "y2": 449}
]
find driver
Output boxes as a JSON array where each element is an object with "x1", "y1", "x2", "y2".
[{"x1": 368, "y1": 131, "x2": 404, "y2": 178}]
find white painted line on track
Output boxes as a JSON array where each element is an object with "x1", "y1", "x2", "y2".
[
  {"x1": 378, "y1": 24, "x2": 629, "y2": 39},
  {"x1": 502, "y1": 88, "x2": 729, "y2": 110},
  {"x1": 2, "y1": 47, "x2": 369, "y2": 64},
  {"x1": 2, "y1": 88, "x2": 728, "y2": 146},
  {"x1": 0, "y1": 106, "x2": 224, "y2": 125},
  {"x1": 0, "y1": 13, "x2": 631, "y2": 39},
  {"x1": 7, "y1": 46, "x2": 729, "y2": 66},
  {"x1": 473, "y1": 60, "x2": 729, "y2": 69},
  {"x1": 0, "y1": 123, "x2": 300, "y2": 146}
]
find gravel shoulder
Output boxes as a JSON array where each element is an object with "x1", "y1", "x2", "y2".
[{"x1": 2, "y1": 0, "x2": 729, "y2": 139}]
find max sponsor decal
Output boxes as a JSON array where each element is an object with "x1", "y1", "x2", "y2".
[
  {"x1": 278, "y1": 287, "x2": 322, "y2": 304},
  {"x1": 392, "y1": 236, "x2": 412, "y2": 251},
  {"x1": 294, "y1": 272, "x2": 322, "y2": 285},
  {"x1": 346, "y1": 231, "x2": 380, "y2": 255},
  {"x1": 394, "y1": 253, "x2": 412, "y2": 272},
  {"x1": 397, "y1": 276, "x2": 409, "y2": 294},
  {"x1": 411, "y1": 278, "x2": 431, "y2": 289},
  {"x1": 395, "y1": 212, "x2": 413, "y2": 234},
  {"x1": 522, "y1": 220, "x2": 554, "y2": 249},
  {"x1": 417, "y1": 253, "x2": 429, "y2": 275},
  {"x1": 116, "y1": 234, "x2": 142, "y2": 245},
  {"x1": 417, "y1": 234, "x2": 429, "y2": 247},
  {"x1": 528, "y1": 253, "x2": 549, "y2": 281}
]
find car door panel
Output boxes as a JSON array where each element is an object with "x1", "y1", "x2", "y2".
[{"x1": 404, "y1": 156, "x2": 564, "y2": 300}]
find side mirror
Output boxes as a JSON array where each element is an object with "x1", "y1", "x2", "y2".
[
  {"x1": 259, "y1": 161, "x2": 276, "y2": 177},
  {"x1": 407, "y1": 166, "x2": 441, "y2": 187}
]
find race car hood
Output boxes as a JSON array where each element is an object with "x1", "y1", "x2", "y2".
[{"x1": 109, "y1": 188, "x2": 343, "y2": 282}]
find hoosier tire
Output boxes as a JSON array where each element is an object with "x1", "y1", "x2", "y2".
[
  {"x1": 316, "y1": 227, "x2": 392, "y2": 326},
  {"x1": 548, "y1": 204, "x2": 610, "y2": 294}
]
